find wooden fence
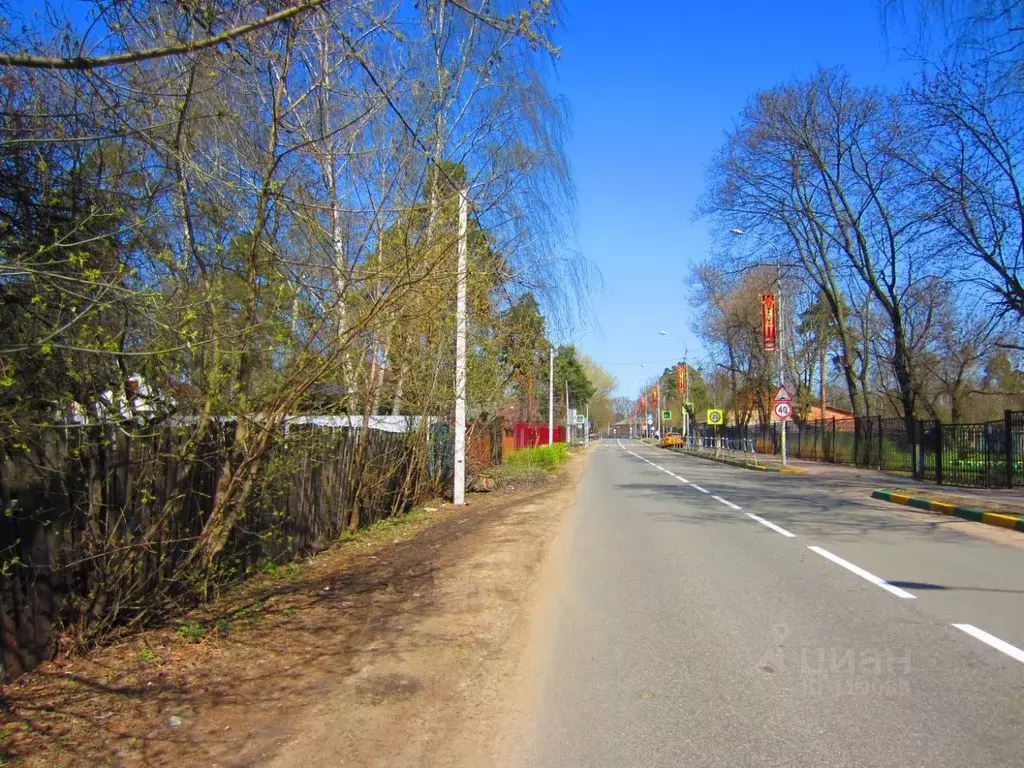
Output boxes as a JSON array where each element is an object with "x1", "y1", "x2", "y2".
[{"x1": 0, "y1": 421, "x2": 442, "y2": 681}]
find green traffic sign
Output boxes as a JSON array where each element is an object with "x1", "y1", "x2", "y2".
[{"x1": 662, "y1": 410, "x2": 672, "y2": 421}]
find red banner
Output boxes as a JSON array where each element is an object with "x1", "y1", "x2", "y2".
[
  {"x1": 649, "y1": 386, "x2": 658, "y2": 410},
  {"x1": 762, "y1": 294, "x2": 777, "y2": 352},
  {"x1": 676, "y1": 364, "x2": 687, "y2": 395}
]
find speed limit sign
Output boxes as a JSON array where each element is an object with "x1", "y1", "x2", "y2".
[
  {"x1": 773, "y1": 401, "x2": 792, "y2": 420},
  {"x1": 707, "y1": 409, "x2": 724, "y2": 425}
]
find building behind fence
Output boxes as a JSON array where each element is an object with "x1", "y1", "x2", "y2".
[
  {"x1": 686, "y1": 410, "x2": 1024, "y2": 489},
  {"x1": 0, "y1": 418, "x2": 501, "y2": 681}
]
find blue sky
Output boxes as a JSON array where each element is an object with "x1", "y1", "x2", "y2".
[{"x1": 552, "y1": 0, "x2": 921, "y2": 397}]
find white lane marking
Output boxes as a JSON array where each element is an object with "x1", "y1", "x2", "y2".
[
  {"x1": 953, "y1": 624, "x2": 1024, "y2": 665},
  {"x1": 746, "y1": 513, "x2": 796, "y2": 538},
  {"x1": 624, "y1": 447, "x2": 746, "y2": 511},
  {"x1": 807, "y1": 546, "x2": 916, "y2": 599}
]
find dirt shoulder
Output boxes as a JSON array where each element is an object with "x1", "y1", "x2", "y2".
[{"x1": 1, "y1": 452, "x2": 588, "y2": 767}]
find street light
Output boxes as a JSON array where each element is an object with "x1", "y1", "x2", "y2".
[
  {"x1": 730, "y1": 227, "x2": 787, "y2": 466},
  {"x1": 658, "y1": 331, "x2": 691, "y2": 440}
]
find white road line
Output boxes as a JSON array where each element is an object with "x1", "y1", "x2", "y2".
[
  {"x1": 807, "y1": 546, "x2": 916, "y2": 599},
  {"x1": 746, "y1": 513, "x2": 796, "y2": 538},
  {"x1": 624, "y1": 448, "x2": 739, "y2": 509},
  {"x1": 953, "y1": 624, "x2": 1024, "y2": 664},
  {"x1": 713, "y1": 495, "x2": 742, "y2": 510}
]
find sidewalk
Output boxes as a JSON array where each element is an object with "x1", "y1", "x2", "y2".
[{"x1": 664, "y1": 446, "x2": 802, "y2": 473}]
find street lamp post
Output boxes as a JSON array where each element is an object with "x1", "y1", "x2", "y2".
[
  {"x1": 730, "y1": 228, "x2": 787, "y2": 466},
  {"x1": 659, "y1": 331, "x2": 691, "y2": 441}
]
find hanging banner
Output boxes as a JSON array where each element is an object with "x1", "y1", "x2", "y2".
[
  {"x1": 675, "y1": 364, "x2": 687, "y2": 395},
  {"x1": 762, "y1": 294, "x2": 778, "y2": 352},
  {"x1": 648, "y1": 387, "x2": 658, "y2": 410}
]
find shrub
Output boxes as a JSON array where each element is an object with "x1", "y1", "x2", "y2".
[{"x1": 503, "y1": 443, "x2": 570, "y2": 472}]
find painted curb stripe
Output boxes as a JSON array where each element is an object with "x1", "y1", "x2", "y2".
[
  {"x1": 870, "y1": 489, "x2": 1023, "y2": 532},
  {"x1": 983, "y1": 512, "x2": 1021, "y2": 529}
]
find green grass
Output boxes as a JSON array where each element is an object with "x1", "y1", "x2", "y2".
[
  {"x1": 503, "y1": 443, "x2": 570, "y2": 472},
  {"x1": 176, "y1": 621, "x2": 206, "y2": 643},
  {"x1": 481, "y1": 463, "x2": 548, "y2": 490}
]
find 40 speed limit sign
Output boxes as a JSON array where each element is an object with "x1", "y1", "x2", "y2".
[{"x1": 773, "y1": 400, "x2": 793, "y2": 420}]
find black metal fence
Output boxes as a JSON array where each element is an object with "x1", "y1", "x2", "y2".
[{"x1": 683, "y1": 410, "x2": 1024, "y2": 489}]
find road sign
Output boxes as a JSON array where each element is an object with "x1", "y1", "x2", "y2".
[
  {"x1": 647, "y1": 414, "x2": 654, "y2": 425},
  {"x1": 707, "y1": 409, "x2": 724, "y2": 425},
  {"x1": 773, "y1": 401, "x2": 793, "y2": 420},
  {"x1": 662, "y1": 410, "x2": 672, "y2": 421},
  {"x1": 575, "y1": 414, "x2": 585, "y2": 425},
  {"x1": 773, "y1": 385, "x2": 792, "y2": 403}
]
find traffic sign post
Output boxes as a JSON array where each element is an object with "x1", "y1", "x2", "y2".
[
  {"x1": 662, "y1": 410, "x2": 672, "y2": 422},
  {"x1": 772, "y1": 384, "x2": 791, "y2": 467},
  {"x1": 707, "y1": 409, "x2": 724, "y2": 455}
]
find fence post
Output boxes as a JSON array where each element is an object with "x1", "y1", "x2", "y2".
[
  {"x1": 831, "y1": 417, "x2": 836, "y2": 463},
  {"x1": 921, "y1": 421, "x2": 929, "y2": 481},
  {"x1": 911, "y1": 419, "x2": 918, "y2": 479},
  {"x1": 936, "y1": 424, "x2": 944, "y2": 486},
  {"x1": 1005, "y1": 409, "x2": 1014, "y2": 489},
  {"x1": 877, "y1": 415, "x2": 883, "y2": 470}
]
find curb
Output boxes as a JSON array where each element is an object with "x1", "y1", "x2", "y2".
[
  {"x1": 871, "y1": 489, "x2": 1024, "y2": 533},
  {"x1": 664, "y1": 447, "x2": 803, "y2": 474}
]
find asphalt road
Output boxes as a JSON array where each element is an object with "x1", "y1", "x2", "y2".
[{"x1": 514, "y1": 439, "x2": 1024, "y2": 768}]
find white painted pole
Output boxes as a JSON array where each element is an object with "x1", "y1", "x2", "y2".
[
  {"x1": 453, "y1": 187, "x2": 468, "y2": 504},
  {"x1": 684, "y1": 361, "x2": 690, "y2": 440},
  {"x1": 548, "y1": 347, "x2": 554, "y2": 445},
  {"x1": 658, "y1": 384, "x2": 663, "y2": 439},
  {"x1": 778, "y1": 260, "x2": 787, "y2": 467},
  {"x1": 565, "y1": 380, "x2": 570, "y2": 445}
]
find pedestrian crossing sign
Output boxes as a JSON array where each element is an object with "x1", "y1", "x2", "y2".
[{"x1": 662, "y1": 410, "x2": 672, "y2": 421}]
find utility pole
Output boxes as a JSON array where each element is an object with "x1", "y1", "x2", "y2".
[
  {"x1": 657, "y1": 383, "x2": 663, "y2": 439},
  {"x1": 565, "y1": 381, "x2": 570, "y2": 445},
  {"x1": 453, "y1": 187, "x2": 468, "y2": 505},
  {"x1": 585, "y1": 402, "x2": 590, "y2": 445},
  {"x1": 778, "y1": 260, "x2": 787, "y2": 467},
  {"x1": 548, "y1": 346, "x2": 554, "y2": 445},
  {"x1": 684, "y1": 362, "x2": 690, "y2": 441}
]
